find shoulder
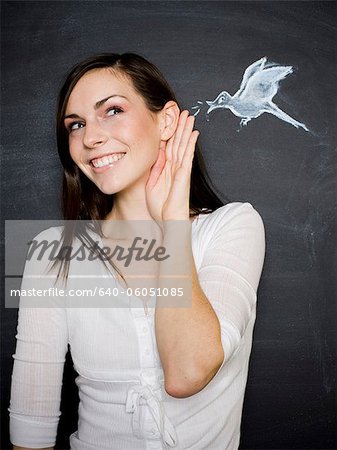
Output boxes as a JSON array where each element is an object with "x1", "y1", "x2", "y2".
[
  {"x1": 25, "y1": 226, "x2": 64, "y2": 267},
  {"x1": 193, "y1": 202, "x2": 266, "y2": 289},
  {"x1": 20, "y1": 226, "x2": 64, "y2": 282},
  {"x1": 29, "y1": 225, "x2": 63, "y2": 243},
  {"x1": 192, "y1": 202, "x2": 265, "y2": 266},
  {"x1": 196, "y1": 202, "x2": 265, "y2": 235}
]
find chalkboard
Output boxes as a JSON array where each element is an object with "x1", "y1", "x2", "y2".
[{"x1": 1, "y1": 1, "x2": 336, "y2": 449}]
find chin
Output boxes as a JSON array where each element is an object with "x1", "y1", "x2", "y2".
[
  {"x1": 90, "y1": 170, "x2": 147, "y2": 196},
  {"x1": 96, "y1": 184, "x2": 122, "y2": 195}
]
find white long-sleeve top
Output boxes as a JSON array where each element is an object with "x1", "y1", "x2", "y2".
[{"x1": 9, "y1": 202, "x2": 265, "y2": 450}]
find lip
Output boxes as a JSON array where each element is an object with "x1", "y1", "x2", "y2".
[{"x1": 90, "y1": 153, "x2": 127, "y2": 173}]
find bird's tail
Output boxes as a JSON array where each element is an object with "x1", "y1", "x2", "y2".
[{"x1": 265, "y1": 102, "x2": 309, "y2": 132}]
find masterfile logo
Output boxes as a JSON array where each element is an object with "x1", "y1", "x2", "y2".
[{"x1": 5, "y1": 220, "x2": 192, "y2": 309}]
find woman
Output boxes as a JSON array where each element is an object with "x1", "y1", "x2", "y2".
[{"x1": 9, "y1": 53, "x2": 265, "y2": 450}]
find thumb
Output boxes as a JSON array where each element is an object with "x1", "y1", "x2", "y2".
[{"x1": 146, "y1": 142, "x2": 166, "y2": 190}]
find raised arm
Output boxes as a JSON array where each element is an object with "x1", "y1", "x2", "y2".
[{"x1": 155, "y1": 203, "x2": 265, "y2": 397}]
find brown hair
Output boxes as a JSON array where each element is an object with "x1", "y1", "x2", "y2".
[{"x1": 52, "y1": 53, "x2": 229, "y2": 284}]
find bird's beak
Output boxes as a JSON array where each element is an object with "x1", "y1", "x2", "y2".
[{"x1": 206, "y1": 101, "x2": 217, "y2": 114}]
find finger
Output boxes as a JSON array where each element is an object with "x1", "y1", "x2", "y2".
[
  {"x1": 180, "y1": 130, "x2": 199, "y2": 171},
  {"x1": 176, "y1": 115, "x2": 195, "y2": 165},
  {"x1": 170, "y1": 130, "x2": 199, "y2": 197},
  {"x1": 146, "y1": 143, "x2": 167, "y2": 190},
  {"x1": 165, "y1": 133, "x2": 174, "y2": 162},
  {"x1": 171, "y1": 110, "x2": 189, "y2": 163}
]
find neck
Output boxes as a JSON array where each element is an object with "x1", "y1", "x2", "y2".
[
  {"x1": 105, "y1": 186, "x2": 153, "y2": 222},
  {"x1": 103, "y1": 180, "x2": 196, "y2": 224}
]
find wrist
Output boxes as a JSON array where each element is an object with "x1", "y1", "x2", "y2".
[
  {"x1": 162, "y1": 216, "x2": 190, "y2": 223},
  {"x1": 161, "y1": 220, "x2": 192, "y2": 250}
]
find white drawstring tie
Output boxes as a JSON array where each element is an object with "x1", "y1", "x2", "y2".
[{"x1": 126, "y1": 384, "x2": 178, "y2": 448}]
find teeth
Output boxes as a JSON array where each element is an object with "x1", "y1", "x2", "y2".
[{"x1": 92, "y1": 153, "x2": 125, "y2": 168}]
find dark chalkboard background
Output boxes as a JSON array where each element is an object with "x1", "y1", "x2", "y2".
[{"x1": 1, "y1": 1, "x2": 336, "y2": 449}]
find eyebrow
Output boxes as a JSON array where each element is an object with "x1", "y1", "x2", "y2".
[{"x1": 64, "y1": 95, "x2": 128, "y2": 120}]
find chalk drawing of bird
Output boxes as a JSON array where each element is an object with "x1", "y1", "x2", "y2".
[{"x1": 192, "y1": 57, "x2": 309, "y2": 132}]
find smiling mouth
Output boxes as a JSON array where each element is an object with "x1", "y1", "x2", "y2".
[{"x1": 90, "y1": 153, "x2": 126, "y2": 168}]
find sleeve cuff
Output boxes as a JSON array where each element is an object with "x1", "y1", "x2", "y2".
[{"x1": 9, "y1": 412, "x2": 58, "y2": 448}]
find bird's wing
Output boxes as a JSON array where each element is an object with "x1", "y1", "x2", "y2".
[
  {"x1": 239, "y1": 65, "x2": 293, "y2": 102},
  {"x1": 233, "y1": 57, "x2": 267, "y2": 98}
]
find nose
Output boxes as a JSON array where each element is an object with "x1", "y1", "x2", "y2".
[{"x1": 83, "y1": 120, "x2": 109, "y2": 149}]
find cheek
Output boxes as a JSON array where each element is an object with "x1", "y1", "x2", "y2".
[
  {"x1": 129, "y1": 124, "x2": 160, "y2": 157},
  {"x1": 68, "y1": 138, "x2": 82, "y2": 163},
  {"x1": 68, "y1": 147, "x2": 77, "y2": 164}
]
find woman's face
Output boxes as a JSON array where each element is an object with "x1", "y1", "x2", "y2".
[{"x1": 64, "y1": 68, "x2": 162, "y2": 195}]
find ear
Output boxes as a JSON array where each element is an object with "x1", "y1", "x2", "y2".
[{"x1": 159, "y1": 101, "x2": 180, "y2": 141}]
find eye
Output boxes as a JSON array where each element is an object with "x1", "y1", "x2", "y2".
[
  {"x1": 106, "y1": 106, "x2": 123, "y2": 116},
  {"x1": 67, "y1": 122, "x2": 85, "y2": 133}
]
